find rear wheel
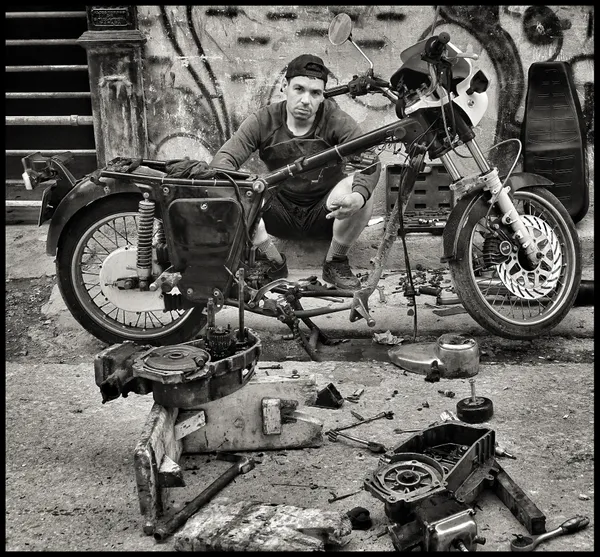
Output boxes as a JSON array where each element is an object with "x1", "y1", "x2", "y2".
[
  {"x1": 56, "y1": 195, "x2": 206, "y2": 346},
  {"x1": 449, "y1": 187, "x2": 581, "y2": 339}
]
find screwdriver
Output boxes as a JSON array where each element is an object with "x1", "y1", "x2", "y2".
[{"x1": 328, "y1": 430, "x2": 387, "y2": 454}]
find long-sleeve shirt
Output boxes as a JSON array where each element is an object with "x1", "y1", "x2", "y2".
[{"x1": 210, "y1": 99, "x2": 381, "y2": 207}]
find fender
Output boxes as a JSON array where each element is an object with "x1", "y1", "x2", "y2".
[
  {"x1": 46, "y1": 176, "x2": 151, "y2": 256},
  {"x1": 441, "y1": 172, "x2": 554, "y2": 263}
]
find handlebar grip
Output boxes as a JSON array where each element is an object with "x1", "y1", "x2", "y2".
[
  {"x1": 324, "y1": 84, "x2": 350, "y2": 98},
  {"x1": 424, "y1": 32, "x2": 451, "y2": 59}
]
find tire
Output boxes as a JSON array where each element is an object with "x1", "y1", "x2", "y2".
[
  {"x1": 449, "y1": 187, "x2": 581, "y2": 339},
  {"x1": 456, "y1": 396, "x2": 494, "y2": 423},
  {"x1": 56, "y1": 195, "x2": 207, "y2": 346}
]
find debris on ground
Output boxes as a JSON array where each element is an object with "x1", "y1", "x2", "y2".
[
  {"x1": 346, "y1": 507, "x2": 372, "y2": 530},
  {"x1": 173, "y1": 499, "x2": 353, "y2": 551},
  {"x1": 372, "y1": 330, "x2": 403, "y2": 345}
]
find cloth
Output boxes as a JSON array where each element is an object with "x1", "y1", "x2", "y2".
[
  {"x1": 209, "y1": 99, "x2": 381, "y2": 208},
  {"x1": 164, "y1": 158, "x2": 218, "y2": 179}
]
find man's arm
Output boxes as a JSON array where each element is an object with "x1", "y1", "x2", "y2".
[{"x1": 209, "y1": 113, "x2": 262, "y2": 170}]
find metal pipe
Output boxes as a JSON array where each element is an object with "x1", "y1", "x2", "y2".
[
  {"x1": 6, "y1": 149, "x2": 96, "y2": 156},
  {"x1": 6, "y1": 92, "x2": 91, "y2": 99},
  {"x1": 439, "y1": 152, "x2": 463, "y2": 182},
  {"x1": 6, "y1": 11, "x2": 87, "y2": 18},
  {"x1": 6, "y1": 39, "x2": 80, "y2": 46},
  {"x1": 6, "y1": 115, "x2": 93, "y2": 126},
  {"x1": 237, "y1": 268, "x2": 245, "y2": 343},
  {"x1": 464, "y1": 139, "x2": 491, "y2": 173},
  {"x1": 5, "y1": 200, "x2": 42, "y2": 207},
  {"x1": 6, "y1": 65, "x2": 88, "y2": 72}
]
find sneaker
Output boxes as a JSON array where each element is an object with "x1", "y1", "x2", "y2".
[
  {"x1": 246, "y1": 253, "x2": 288, "y2": 288},
  {"x1": 322, "y1": 256, "x2": 361, "y2": 289}
]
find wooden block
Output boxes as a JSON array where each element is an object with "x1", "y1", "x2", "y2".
[
  {"x1": 158, "y1": 455, "x2": 185, "y2": 488},
  {"x1": 133, "y1": 403, "x2": 182, "y2": 534},
  {"x1": 174, "y1": 410, "x2": 206, "y2": 441},
  {"x1": 173, "y1": 498, "x2": 353, "y2": 551},
  {"x1": 179, "y1": 375, "x2": 323, "y2": 453},
  {"x1": 262, "y1": 398, "x2": 282, "y2": 435}
]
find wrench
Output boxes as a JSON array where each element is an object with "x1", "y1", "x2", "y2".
[
  {"x1": 510, "y1": 515, "x2": 590, "y2": 551},
  {"x1": 328, "y1": 410, "x2": 394, "y2": 434},
  {"x1": 328, "y1": 430, "x2": 387, "y2": 454},
  {"x1": 153, "y1": 452, "x2": 256, "y2": 541}
]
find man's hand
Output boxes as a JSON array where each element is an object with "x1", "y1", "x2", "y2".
[{"x1": 326, "y1": 192, "x2": 366, "y2": 220}]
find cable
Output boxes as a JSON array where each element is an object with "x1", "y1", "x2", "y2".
[{"x1": 220, "y1": 171, "x2": 252, "y2": 245}]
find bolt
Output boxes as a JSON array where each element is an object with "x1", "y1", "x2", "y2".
[
  {"x1": 469, "y1": 378, "x2": 477, "y2": 402},
  {"x1": 201, "y1": 203, "x2": 208, "y2": 211},
  {"x1": 162, "y1": 187, "x2": 169, "y2": 195},
  {"x1": 186, "y1": 288, "x2": 194, "y2": 295},
  {"x1": 245, "y1": 190, "x2": 253, "y2": 197}
]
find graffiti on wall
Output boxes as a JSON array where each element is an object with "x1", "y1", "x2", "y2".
[{"x1": 138, "y1": 5, "x2": 594, "y2": 173}]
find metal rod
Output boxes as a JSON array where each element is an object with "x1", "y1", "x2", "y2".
[
  {"x1": 237, "y1": 268, "x2": 245, "y2": 343},
  {"x1": 439, "y1": 152, "x2": 463, "y2": 182},
  {"x1": 6, "y1": 11, "x2": 87, "y2": 18},
  {"x1": 6, "y1": 65, "x2": 89, "y2": 72},
  {"x1": 6, "y1": 115, "x2": 94, "y2": 126},
  {"x1": 6, "y1": 200, "x2": 42, "y2": 207},
  {"x1": 464, "y1": 138, "x2": 491, "y2": 173},
  {"x1": 6, "y1": 149, "x2": 96, "y2": 156},
  {"x1": 6, "y1": 92, "x2": 91, "y2": 99},
  {"x1": 469, "y1": 378, "x2": 477, "y2": 402},
  {"x1": 6, "y1": 39, "x2": 80, "y2": 46}
]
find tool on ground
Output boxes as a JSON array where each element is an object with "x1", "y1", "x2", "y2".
[
  {"x1": 350, "y1": 410, "x2": 365, "y2": 421},
  {"x1": 260, "y1": 364, "x2": 283, "y2": 370},
  {"x1": 329, "y1": 410, "x2": 394, "y2": 434},
  {"x1": 153, "y1": 453, "x2": 255, "y2": 541},
  {"x1": 495, "y1": 444, "x2": 516, "y2": 460},
  {"x1": 393, "y1": 428, "x2": 422, "y2": 434},
  {"x1": 346, "y1": 388, "x2": 365, "y2": 403},
  {"x1": 327, "y1": 430, "x2": 387, "y2": 454},
  {"x1": 376, "y1": 285, "x2": 387, "y2": 303},
  {"x1": 456, "y1": 378, "x2": 494, "y2": 423},
  {"x1": 510, "y1": 515, "x2": 590, "y2": 552},
  {"x1": 419, "y1": 285, "x2": 442, "y2": 297},
  {"x1": 328, "y1": 489, "x2": 362, "y2": 503},
  {"x1": 273, "y1": 482, "x2": 328, "y2": 490},
  {"x1": 438, "y1": 389, "x2": 456, "y2": 398}
]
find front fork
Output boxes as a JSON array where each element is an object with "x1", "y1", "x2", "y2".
[{"x1": 440, "y1": 140, "x2": 539, "y2": 268}]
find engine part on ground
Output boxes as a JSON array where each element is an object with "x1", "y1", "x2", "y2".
[
  {"x1": 510, "y1": 515, "x2": 590, "y2": 552},
  {"x1": 346, "y1": 507, "x2": 373, "y2": 530},
  {"x1": 438, "y1": 389, "x2": 456, "y2": 398},
  {"x1": 313, "y1": 383, "x2": 345, "y2": 408},
  {"x1": 456, "y1": 379, "x2": 494, "y2": 423},
  {"x1": 153, "y1": 452, "x2": 256, "y2": 541},
  {"x1": 132, "y1": 327, "x2": 261, "y2": 408},
  {"x1": 388, "y1": 333, "x2": 479, "y2": 379},
  {"x1": 365, "y1": 422, "x2": 547, "y2": 550},
  {"x1": 574, "y1": 279, "x2": 593, "y2": 307},
  {"x1": 388, "y1": 494, "x2": 486, "y2": 551},
  {"x1": 495, "y1": 445, "x2": 516, "y2": 460},
  {"x1": 328, "y1": 430, "x2": 387, "y2": 454}
]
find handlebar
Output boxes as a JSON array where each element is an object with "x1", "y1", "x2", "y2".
[
  {"x1": 324, "y1": 74, "x2": 392, "y2": 99},
  {"x1": 323, "y1": 84, "x2": 350, "y2": 99},
  {"x1": 423, "y1": 32, "x2": 450, "y2": 62}
]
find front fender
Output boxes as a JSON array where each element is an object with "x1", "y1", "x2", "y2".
[
  {"x1": 441, "y1": 171, "x2": 554, "y2": 263},
  {"x1": 46, "y1": 176, "x2": 149, "y2": 256}
]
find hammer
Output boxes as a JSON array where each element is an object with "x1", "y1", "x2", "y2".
[{"x1": 153, "y1": 452, "x2": 256, "y2": 541}]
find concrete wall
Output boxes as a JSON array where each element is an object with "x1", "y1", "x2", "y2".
[{"x1": 136, "y1": 5, "x2": 594, "y2": 215}]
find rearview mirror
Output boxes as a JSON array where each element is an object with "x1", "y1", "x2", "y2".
[{"x1": 328, "y1": 13, "x2": 353, "y2": 46}]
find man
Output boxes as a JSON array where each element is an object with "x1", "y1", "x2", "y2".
[{"x1": 210, "y1": 53, "x2": 381, "y2": 289}]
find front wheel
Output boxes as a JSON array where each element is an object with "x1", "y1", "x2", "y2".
[
  {"x1": 56, "y1": 195, "x2": 207, "y2": 346},
  {"x1": 449, "y1": 187, "x2": 581, "y2": 339}
]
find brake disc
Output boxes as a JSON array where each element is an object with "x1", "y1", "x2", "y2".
[{"x1": 496, "y1": 215, "x2": 563, "y2": 300}]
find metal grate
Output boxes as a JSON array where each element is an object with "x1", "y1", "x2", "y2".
[{"x1": 5, "y1": 7, "x2": 96, "y2": 222}]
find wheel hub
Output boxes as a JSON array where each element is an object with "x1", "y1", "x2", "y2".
[
  {"x1": 496, "y1": 215, "x2": 563, "y2": 300},
  {"x1": 99, "y1": 246, "x2": 166, "y2": 312}
]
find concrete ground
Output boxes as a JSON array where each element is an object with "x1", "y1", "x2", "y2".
[{"x1": 4, "y1": 221, "x2": 595, "y2": 552}]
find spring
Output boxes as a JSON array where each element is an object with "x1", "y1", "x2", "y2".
[
  {"x1": 136, "y1": 195, "x2": 155, "y2": 278},
  {"x1": 482, "y1": 235, "x2": 503, "y2": 267}
]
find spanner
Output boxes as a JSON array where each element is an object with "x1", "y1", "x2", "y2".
[
  {"x1": 510, "y1": 515, "x2": 590, "y2": 551},
  {"x1": 328, "y1": 410, "x2": 394, "y2": 434},
  {"x1": 327, "y1": 430, "x2": 387, "y2": 454}
]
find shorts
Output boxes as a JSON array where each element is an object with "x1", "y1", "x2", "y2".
[{"x1": 261, "y1": 192, "x2": 334, "y2": 240}]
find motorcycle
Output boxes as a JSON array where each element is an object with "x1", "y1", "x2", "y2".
[{"x1": 21, "y1": 13, "x2": 581, "y2": 361}]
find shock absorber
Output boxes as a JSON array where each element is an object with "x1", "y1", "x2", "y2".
[{"x1": 137, "y1": 192, "x2": 155, "y2": 291}]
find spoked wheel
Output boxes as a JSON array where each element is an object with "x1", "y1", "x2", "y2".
[
  {"x1": 56, "y1": 195, "x2": 206, "y2": 346},
  {"x1": 449, "y1": 187, "x2": 581, "y2": 339}
]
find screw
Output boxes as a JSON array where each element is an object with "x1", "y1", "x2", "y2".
[
  {"x1": 246, "y1": 190, "x2": 253, "y2": 197},
  {"x1": 186, "y1": 288, "x2": 193, "y2": 295},
  {"x1": 469, "y1": 378, "x2": 477, "y2": 403},
  {"x1": 162, "y1": 187, "x2": 169, "y2": 195}
]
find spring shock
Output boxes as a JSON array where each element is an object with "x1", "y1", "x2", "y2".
[{"x1": 137, "y1": 193, "x2": 155, "y2": 290}]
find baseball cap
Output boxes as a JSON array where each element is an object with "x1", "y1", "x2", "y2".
[{"x1": 285, "y1": 54, "x2": 329, "y2": 84}]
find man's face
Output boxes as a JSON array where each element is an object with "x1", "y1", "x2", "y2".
[{"x1": 283, "y1": 76, "x2": 325, "y2": 122}]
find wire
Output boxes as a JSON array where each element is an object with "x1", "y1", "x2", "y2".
[{"x1": 220, "y1": 171, "x2": 252, "y2": 245}]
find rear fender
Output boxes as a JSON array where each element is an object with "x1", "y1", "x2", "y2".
[
  {"x1": 46, "y1": 176, "x2": 151, "y2": 256},
  {"x1": 441, "y1": 172, "x2": 554, "y2": 263}
]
